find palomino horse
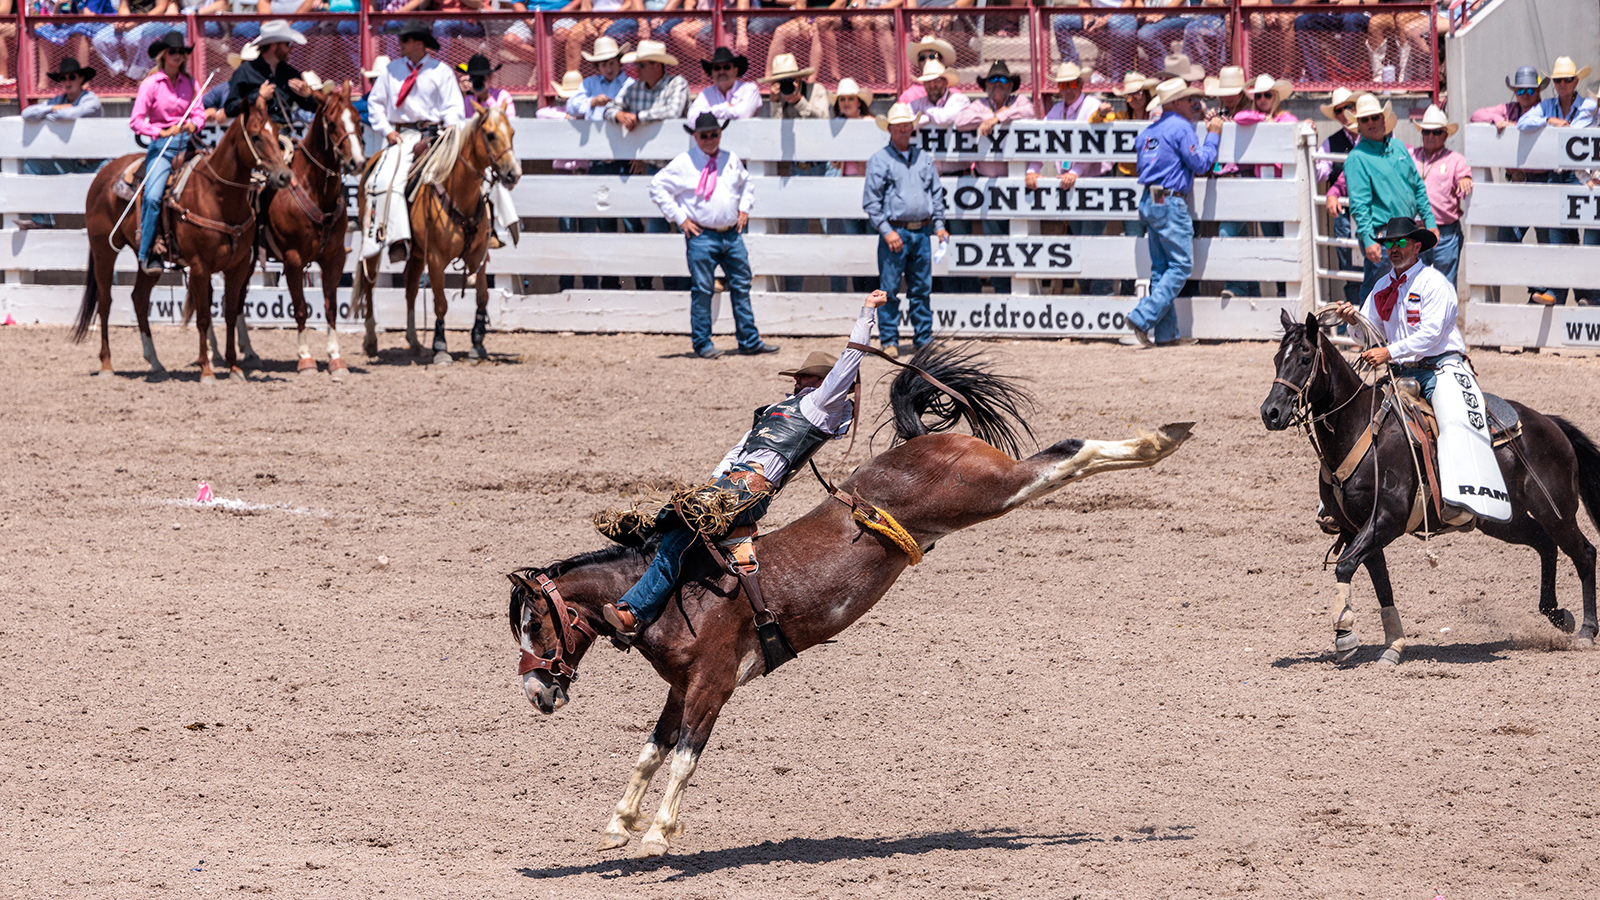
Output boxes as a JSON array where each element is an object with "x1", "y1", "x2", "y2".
[
  {"x1": 357, "y1": 105, "x2": 519, "y2": 365},
  {"x1": 1260, "y1": 309, "x2": 1600, "y2": 665},
  {"x1": 73, "y1": 93, "x2": 293, "y2": 382},
  {"x1": 259, "y1": 84, "x2": 366, "y2": 380},
  {"x1": 508, "y1": 346, "x2": 1194, "y2": 857}
]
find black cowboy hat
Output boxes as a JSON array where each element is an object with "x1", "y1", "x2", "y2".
[
  {"x1": 981, "y1": 60, "x2": 1021, "y2": 91},
  {"x1": 398, "y1": 20, "x2": 441, "y2": 51},
  {"x1": 457, "y1": 53, "x2": 502, "y2": 78},
  {"x1": 701, "y1": 46, "x2": 748, "y2": 78},
  {"x1": 683, "y1": 111, "x2": 727, "y2": 135},
  {"x1": 1375, "y1": 216, "x2": 1437, "y2": 252},
  {"x1": 147, "y1": 30, "x2": 194, "y2": 60},
  {"x1": 48, "y1": 57, "x2": 96, "y2": 83}
]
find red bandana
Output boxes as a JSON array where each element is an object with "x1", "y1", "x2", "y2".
[{"x1": 1373, "y1": 277, "x2": 1402, "y2": 321}]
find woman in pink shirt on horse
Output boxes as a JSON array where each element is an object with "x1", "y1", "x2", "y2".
[{"x1": 128, "y1": 31, "x2": 206, "y2": 274}]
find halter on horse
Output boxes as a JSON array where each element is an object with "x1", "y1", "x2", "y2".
[
  {"x1": 508, "y1": 345, "x2": 1194, "y2": 856},
  {"x1": 75, "y1": 94, "x2": 293, "y2": 382},
  {"x1": 356, "y1": 104, "x2": 519, "y2": 365},
  {"x1": 1261, "y1": 309, "x2": 1600, "y2": 665}
]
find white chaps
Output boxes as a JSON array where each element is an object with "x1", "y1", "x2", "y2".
[{"x1": 1432, "y1": 358, "x2": 1512, "y2": 522}]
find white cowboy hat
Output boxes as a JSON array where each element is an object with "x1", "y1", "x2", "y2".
[
  {"x1": 361, "y1": 54, "x2": 390, "y2": 80},
  {"x1": 1412, "y1": 103, "x2": 1459, "y2": 137},
  {"x1": 226, "y1": 43, "x2": 260, "y2": 69},
  {"x1": 1246, "y1": 73, "x2": 1292, "y2": 103},
  {"x1": 582, "y1": 35, "x2": 627, "y2": 63},
  {"x1": 914, "y1": 58, "x2": 959, "y2": 86},
  {"x1": 1203, "y1": 65, "x2": 1246, "y2": 98},
  {"x1": 1351, "y1": 92, "x2": 1398, "y2": 132},
  {"x1": 907, "y1": 36, "x2": 955, "y2": 68},
  {"x1": 1112, "y1": 71, "x2": 1158, "y2": 96},
  {"x1": 1161, "y1": 52, "x2": 1204, "y2": 83},
  {"x1": 830, "y1": 77, "x2": 873, "y2": 110},
  {"x1": 1319, "y1": 87, "x2": 1357, "y2": 124},
  {"x1": 1051, "y1": 61, "x2": 1085, "y2": 84},
  {"x1": 758, "y1": 53, "x2": 816, "y2": 83},
  {"x1": 1544, "y1": 56, "x2": 1593, "y2": 83},
  {"x1": 622, "y1": 39, "x2": 677, "y2": 67},
  {"x1": 553, "y1": 70, "x2": 584, "y2": 99},
  {"x1": 302, "y1": 69, "x2": 335, "y2": 94},
  {"x1": 875, "y1": 102, "x2": 920, "y2": 130},
  {"x1": 1152, "y1": 77, "x2": 1201, "y2": 109},
  {"x1": 246, "y1": 19, "x2": 307, "y2": 49}
]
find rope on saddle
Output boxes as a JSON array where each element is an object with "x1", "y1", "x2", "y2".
[{"x1": 827, "y1": 488, "x2": 923, "y2": 565}]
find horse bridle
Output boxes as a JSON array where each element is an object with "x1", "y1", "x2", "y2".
[
  {"x1": 1271, "y1": 332, "x2": 1328, "y2": 428},
  {"x1": 510, "y1": 571, "x2": 596, "y2": 680}
]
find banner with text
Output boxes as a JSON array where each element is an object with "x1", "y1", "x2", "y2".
[
  {"x1": 930, "y1": 296, "x2": 1135, "y2": 338},
  {"x1": 948, "y1": 237, "x2": 1083, "y2": 274}
]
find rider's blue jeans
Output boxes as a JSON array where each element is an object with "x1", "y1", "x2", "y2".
[
  {"x1": 138, "y1": 133, "x2": 189, "y2": 266},
  {"x1": 614, "y1": 527, "x2": 697, "y2": 626}
]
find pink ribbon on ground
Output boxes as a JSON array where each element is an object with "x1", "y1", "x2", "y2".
[{"x1": 695, "y1": 154, "x2": 718, "y2": 200}]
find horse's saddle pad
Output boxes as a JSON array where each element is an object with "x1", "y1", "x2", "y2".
[{"x1": 114, "y1": 154, "x2": 202, "y2": 205}]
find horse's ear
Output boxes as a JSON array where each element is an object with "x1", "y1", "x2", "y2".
[
  {"x1": 1279, "y1": 308, "x2": 1295, "y2": 330},
  {"x1": 473, "y1": 98, "x2": 486, "y2": 116},
  {"x1": 1303, "y1": 312, "x2": 1319, "y2": 337},
  {"x1": 343, "y1": 79, "x2": 353, "y2": 99}
]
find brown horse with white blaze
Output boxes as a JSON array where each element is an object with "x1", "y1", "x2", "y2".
[
  {"x1": 74, "y1": 93, "x2": 293, "y2": 381},
  {"x1": 508, "y1": 347, "x2": 1194, "y2": 857}
]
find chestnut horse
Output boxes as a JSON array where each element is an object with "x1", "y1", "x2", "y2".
[
  {"x1": 73, "y1": 93, "x2": 293, "y2": 382},
  {"x1": 508, "y1": 346, "x2": 1194, "y2": 856},
  {"x1": 1260, "y1": 309, "x2": 1600, "y2": 665},
  {"x1": 259, "y1": 85, "x2": 366, "y2": 380},
  {"x1": 357, "y1": 105, "x2": 519, "y2": 364}
]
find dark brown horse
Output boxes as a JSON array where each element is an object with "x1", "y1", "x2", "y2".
[
  {"x1": 508, "y1": 347, "x2": 1193, "y2": 856},
  {"x1": 260, "y1": 84, "x2": 366, "y2": 381},
  {"x1": 357, "y1": 105, "x2": 518, "y2": 364},
  {"x1": 1260, "y1": 309, "x2": 1600, "y2": 665},
  {"x1": 73, "y1": 93, "x2": 293, "y2": 382}
]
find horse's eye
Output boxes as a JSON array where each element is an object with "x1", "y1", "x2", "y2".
[{"x1": 1301, "y1": 354, "x2": 1313, "y2": 365}]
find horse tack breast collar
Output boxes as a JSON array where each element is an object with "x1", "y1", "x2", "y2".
[{"x1": 514, "y1": 572, "x2": 597, "y2": 680}]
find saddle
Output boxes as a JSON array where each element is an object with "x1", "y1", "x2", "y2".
[{"x1": 114, "y1": 154, "x2": 199, "y2": 265}]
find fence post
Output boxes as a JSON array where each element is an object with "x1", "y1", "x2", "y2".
[
  {"x1": 895, "y1": 7, "x2": 909, "y2": 97},
  {"x1": 535, "y1": 10, "x2": 550, "y2": 108},
  {"x1": 1428, "y1": 4, "x2": 1441, "y2": 103},
  {"x1": 16, "y1": 4, "x2": 34, "y2": 104},
  {"x1": 359, "y1": 2, "x2": 373, "y2": 76},
  {"x1": 1028, "y1": 2, "x2": 1043, "y2": 114},
  {"x1": 187, "y1": 13, "x2": 206, "y2": 91},
  {"x1": 1232, "y1": 0, "x2": 1247, "y2": 76}
]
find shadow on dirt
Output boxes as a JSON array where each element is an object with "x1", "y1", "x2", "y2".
[
  {"x1": 1270, "y1": 639, "x2": 1515, "y2": 669},
  {"x1": 516, "y1": 825, "x2": 1196, "y2": 880}
]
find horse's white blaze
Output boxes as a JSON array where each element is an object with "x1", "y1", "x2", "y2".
[
  {"x1": 604, "y1": 739, "x2": 670, "y2": 840},
  {"x1": 1003, "y1": 423, "x2": 1194, "y2": 510},
  {"x1": 341, "y1": 109, "x2": 365, "y2": 168},
  {"x1": 640, "y1": 747, "x2": 701, "y2": 851}
]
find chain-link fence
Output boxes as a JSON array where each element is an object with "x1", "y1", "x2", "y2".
[
  {"x1": 1044, "y1": 6, "x2": 1233, "y2": 89},
  {"x1": 1240, "y1": 2, "x2": 1437, "y2": 94},
  {"x1": 199, "y1": 14, "x2": 364, "y2": 102},
  {"x1": 26, "y1": 13, "x2": 186, "y2": 99}
]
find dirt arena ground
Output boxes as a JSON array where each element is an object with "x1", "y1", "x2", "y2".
[{"x1": 4, "y1": 323, "x2": 1599, "y2": 899}]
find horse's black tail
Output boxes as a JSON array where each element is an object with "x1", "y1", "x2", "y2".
[
  {"x1": 1552, "y1": 416, "x2": 1600, "y2": 534},
  {"x1": 71, "y1": 247, "x2": 98, "y2": 343},
  {"x1": 886, "y1": 342, "x2": 1036, "y2": 458}
]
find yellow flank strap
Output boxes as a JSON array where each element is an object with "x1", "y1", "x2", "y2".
[{"x1": 854, "y1": 504, "x2": 923, "y2": 566}]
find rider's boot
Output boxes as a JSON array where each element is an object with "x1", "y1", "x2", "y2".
[{"x1": 603, "y1": 603, "x2": 639, "y2": 644}]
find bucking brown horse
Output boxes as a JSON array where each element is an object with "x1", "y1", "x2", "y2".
[
  {"x1": 73, "y1": 93, "x2": 293, "y2": 382},
  {"x1": 259, "y1": 84, "x2": 366, "y2": 381},
  {"x1": 357, "y1": 105, "x2": 519, "y2": 364},
  {"x1": 508, "y1": 345, "x2": 1194, "y2": 857}
]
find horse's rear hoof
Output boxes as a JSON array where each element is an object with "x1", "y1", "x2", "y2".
[
  {"x1": 200, "y1": 373, "x2": 218, "y2": 385},
  {"x1": 470, "y1": 345, "x2": 487, "y2": 361},
  {"x1": 433, "y1": 350, "x2": 453, "y2": 366},
  {"x1": 329, "y1": 359, "x2": 348, "y2": 382},
  {"x1": 93, "y1": 368, "x2": 114, "y2": 378},
  {"x1": 636, "y1": 840, "x2": 669, "y2": 858},
  {"x1": 362, "y1": 339, "x2": 378, "y2": 357},
  {"x1": 1377, "y1": 647, "x2": 1403, "y2": 666},
  {"x1": 1334, "y1": 630, "x2": 1359, "y2": 653},
  {"x1": 596, "y1": 832, "x2": 630, "y2": 852}
]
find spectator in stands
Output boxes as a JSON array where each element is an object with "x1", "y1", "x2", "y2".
[
  {"x1": 17, "y1": 58, "x2": 105, "y2": 230},
  {"x1": 763, "y1": 53, "x2": 829, "y2": 292},
  {"x1": 94, "y1": 0, "x2": 182, "y2": 83},
  {"x1": 1317, "y1": 87, "x2": 1360, "y2": 304},
  {"x1": 606, "y1": 39, "x2": 691, "y2": 290},
  {"x1": 1293, "y1": 0, "x2": 1369, "y2": 84},
  {"x1": 1136, "y1": 1, "x2": 1191, "y2": 78},
  {"x1": 1247, "y1": 0, "x2": 1298, "y2": 81},
  {"x1": 650, "y1": 112, "x2": 778, "y2": 358},
  {"x1": 690, "y1": 46, "x2": 760, "y2": 120},
  {"x1": 1365, "y1": 0, "x2": 1428, "y2": 82},
  {"x1": 863, "y1": 103, "x2": 949, "y2": 356},
  {"x1": 952, "y1": 60, "x2": 1035, "y2": 294},
  {"x1": 910, "y1": 0, "x2": 974, "y2": 51},
  {"x1": 565, "y1": 0, "x2": 643, "y2": 80},
  {"x1": 504, "y1": 0, "x2": 583, "y2": 75},
  {"x1": 670, "y1": 0, "x2": 783, "y2": 73},
  {"x1": 1159, "y1": 50, "x2": 1204, "y2": 84},
  {"x1": 1218, "y1": 73, "x2": 1295, "y2": 299},
  {"x1": 767, "y1": 0, "x2": 848, "y2": 84},
  {"x1": 1407, "y1": 104, "x2": 1469, "y2": 288},
  {"x1": 1340, "y1": 92, "x2": 1435, "y2": 302},
  {"x1": 906, "y1": 57, "x2": 968, "y2": 125},
  {"x1": 844, "y1": 0, "x2": 903, "y2": 86},
  {"x1": 1025, "y1": 61, "x2": 1113, "y2": 296},
  {"x1": 1471, "y1": 66, "x2": 1561, "y2": 305},
  {"x1": 1184, "y1": 0, "x2": 1230, "y2": 74},
  {"x1": 458, "y1": 53, "x2": 513, "y2": 116},
  {"x1": 1515, "y1": 57, "x2": 1598, "y2": 305},
  {"x1": 897, "y1": 35, "x2": 954, "y2": 106},
  {"x1": 1203, "y1": 65, "x2": 1247, "y2": 117},
  {"x1": 1128, "y1": 76, "x2": 1221, "y2": 347},
  {"x1": 827, "y1": 77, "x2": 876, "y2": 293},
  {"x1": 33, "y1": 0, "x2": 112, "y2": 89},
  {"x1": 573, "y1": 36, "x2": 632, "y2": 266},
  {"x1": 0, "y1": 0, "x2": 13, "y2": 88}
]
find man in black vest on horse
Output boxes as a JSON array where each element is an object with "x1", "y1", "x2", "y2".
[
  {"x1": 223, "y1": 20, "x2": 317, "y2": 131},
  {"x1": 603, "y1": 291, "x2": 890, "y2": 643}
]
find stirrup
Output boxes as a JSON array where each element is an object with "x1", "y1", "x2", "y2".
[{"x1": 602, "y1": 603, "x2": 639, "y2": 643}]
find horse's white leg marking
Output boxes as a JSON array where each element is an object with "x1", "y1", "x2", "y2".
[
  {"x1": 296, "y1": 323, "x2": 312, "y2": 360},
  {"x1": 326, "y1": 323, "x2": 342, "y2": 360},
  {"x1": 236, "y1": 315, "x2": 258, "y2": 362},
  {"x1": 1004, "y1": 422, "x2": 1194, "y2": 510},
  {"x1": 1378, "y1": 606, "x2": 1406, "y2": 666},
  {"x1": 638, "y1": 747, "x2": 701, "y2": 857},
  {"x1": 140, "y1": 332, "x2": 165, "y2": 373},
  {"x1": 1333, "y1": 582, "x2": 1359, "y2": 661},
  {"x1": 597, "y1": 738, "x2": 672, "y2": 850}
]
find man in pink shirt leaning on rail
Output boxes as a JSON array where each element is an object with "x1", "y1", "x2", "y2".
[{"x1": 1408, "y1": 104, "x2": 1471, "y2": 287}]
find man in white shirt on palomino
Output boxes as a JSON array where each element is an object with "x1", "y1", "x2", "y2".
[
  {"x1": 1335, "y1": 216, "x2": 1510, "y2": 528},
  {"x1": 362, "y1": 20, "x2": 466, "y2": 264}
]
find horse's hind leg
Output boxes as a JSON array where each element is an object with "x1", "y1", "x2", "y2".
[
  {"x1": 470, "y1": 259, "x2": 490, "y2": 361},
  {"x1": 1364, "y1": 549, "x2": 1407, "y2": 666},
  {"x1": 599, "y1": 689, "x2": 684, "y2": 852},
  {"x1": 638, "y1": 677, "x2": 737, "y2": 857},
  {"x1": 1545, "y1": 518, "x2": 1597, "y2": 644},
  {"x1": 1520, "y1": 526, "x2": 1578, "y2": 634},
  {"x1": 358, "y1": 256, "x2": 380, "y2": 357}
]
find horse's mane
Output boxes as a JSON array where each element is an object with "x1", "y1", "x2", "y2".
[
  {"x1": 508, "y1": 535, "x2": 660, "y2": 636},
  {"x1": 412, "y1": 106, "x2": 502, "y2": 188},
  {"x1": 881, "y1": 342, "x2": 1036, "y2": 458}
]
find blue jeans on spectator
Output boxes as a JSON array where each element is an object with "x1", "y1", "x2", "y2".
[
  {"x1": 1137, "y1": 17, "x2": 1190, "y2": 69},
  {"x1": 1359, "y1": 244, "x2": 1386, "y2": 304},
  {"x1": 1129, "y1": 190, "x2": 1191, "y2": 344},
  {"x1": 1069, "y1": 14, "x2": 1136, "y2": 83},
  {"x1": 1294, "y1": 12, "x2": 1370, "y2": 81},
  {"x1": 686, "y1": 228, "x2": 761, "y2": 355},
  {"x1": 1071, "y1": 220, "x2": 1113, "y2": 295},
  {"x1": 1051, "y1": 14, "x2": 1083, "y2": 64},
  {"x1": 23, "y1": 157, "x2": 103, "y2": 228},
  {"x1": 1183, "y1": 14, "x2": 1228, "y2": 73},
  {"x1": 1217, "y1": 220, "x2": 1258, "y2": 297},
  {"x1": 1330, "y1": 210, "x2": 1361, "y2": 304},
  {"x1": 138, "y1": 133, "x2": 189, "y2": 267},
  {"x1": 877, "y1": 224, "x2": 934, "y2": 349},
  {"x1": 1422, "y1": 221, "x2": 1462, "y2": 287},
  {"x1": 782, "y1": 161, "x2": 829, "y2": 292}
]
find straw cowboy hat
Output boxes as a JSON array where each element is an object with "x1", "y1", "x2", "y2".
[
  {"x1": 1246, "y1": 73, "x2": 1292, "y2": 103},
  {"x1": 1351, "y1": 92, "x2": 1397, "y2": 132},
  {"x1": 1161, "y1": 52, "x2": 1204, "y2": 83},
  {"x1": 1112, "y1": 71, "x2": 1158, "y2": 96},
  {"x1": 875, "y1": 102, "x2": 920, "y2": 131},
  {"x1": 830, "y1": 77, "x2": 873, "y2": 110},
  {"x1": 361, "y1": 55, "x2": 390, "y2": 80},
  {"x1": 701, "y1": 46, "x2": 748, "y2": 77},
  {"x1": 397, "y1": 20, "x2": 440, "y2": 51},
  {"x1": 759, "y1": 53, "x2": 815, "y2": 83},
  {"x1": 552, "y1": 70, "x2": 584, "y2": 99},
  {"x1": 1051, "y1": 61, "x2": 1085, "y2": 84},
  {"x1": 623, "y1": 39, "x2": 677, "y2": 67},
  {"x1": 907, "y1": 36, "x2": 956, "y2": 68},
  {"x1": 302, "y1": 70, "x2": 336, "y2": 94},
  {"x1": 1543, "y1": 56, "x2": 1592, "y2": 83},
  {"x1": 227, "y1": 44, "x2": 260, "y2": 69},
  {"x1": 1319, "y1": 87, "x2": 1357, "y2": 123},
  {"x1": 1374, "y1": 215, "x2": 1437, "y2": 253},
  {"x1": 1412, "y1": 103, "x2": 1459, "y2": 137},
  {"x1": 582, "y1": 35, "x2": 627, "y2": 63},
  {"x1": 915, "y1": 58, "x2": 959, "y2": 86},
  {"x1": 1151, "y1": 77, "x2": 1201, "y2": 109},
  {"x1": 1203, "y1": 65, "x2": 1246, "y2": 98},
  {"x1": 779, "y1": 351, "x2": 837, "y2": 380},
  {"x1": 47, "y1": 57, "x2": 97, "y2": 83},
  {"x1": 246, "y1": 19, "x2": 307, "y2": 50}
]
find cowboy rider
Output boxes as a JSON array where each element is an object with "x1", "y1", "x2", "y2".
[
  {"x1": 1334, "y1": 215, "x2": 1510, "y2": 526},
  {"x1": 602, "y1": 291, "x2": 891, "y2": 642},
  {"x1": 223, "y1": 19, "x2": 316, "y2": 129},
  {"x1": 362, "y1": 20, "x2": 466, "y2": 264}
]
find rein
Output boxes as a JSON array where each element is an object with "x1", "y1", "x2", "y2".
[{"x1": 512, "y1": 571, "x2": 597, "y2": 680}]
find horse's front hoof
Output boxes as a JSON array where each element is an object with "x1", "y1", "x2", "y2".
[
  {"x1": 362, "y1": 338, "x2": 378, "y2": 357},
  {"x1": 433, "y1": 350, "x2": 453, "y2": 366},
  {"x1": 297, "y1": 357, "x2": 319, "y2": 376},
  {"x1": 470, "y1": 345, "x2": 487, "y2": 361},
  {"x1": 596, "y1": 831, "x2": 630, "y2": 852},
  {"x1": 1334, "y1": 630, "x2": 1359, "y2": 652},
  {"x1": 636, "y1": 840, "x2": 669, "y2": 858},
  {"x1": 200, "y1": 373, "x2": 218, "y2": 385},
  {"x1": 93, "y1": 368, "x2": 114, "y2": 378},
  {"x1": 329, "y1": 359, "x2": 348, "y2": 382},
  {"x1": 1377, "y1": 647, "x2": 1403, "y2": 666},
  {"x1": 1550, "y1": 609, "x2": 1577, "y2": 633},
  {"x1": 242, "y1": 355, "x2": 261, "y2": 368}
]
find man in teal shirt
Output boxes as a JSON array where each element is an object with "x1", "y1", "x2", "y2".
[{"x1": 1343, "y1": 93, "x2": 1436, "y2": 301}]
